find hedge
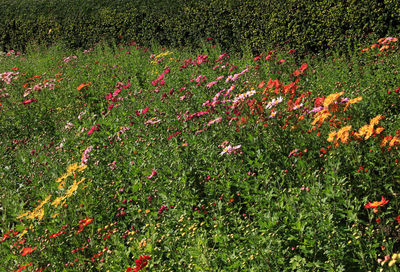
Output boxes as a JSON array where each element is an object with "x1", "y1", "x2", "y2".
[{"x1": 0, "y1": 0, "x2": 399, "y2": 54}]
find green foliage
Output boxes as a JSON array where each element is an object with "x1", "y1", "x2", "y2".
[
  {"x1": 0, "y1": 0, "x2": 399, "y2": 54},
  {"x1": 1, "y1": 36, "x2": 400, "y2": 271}
]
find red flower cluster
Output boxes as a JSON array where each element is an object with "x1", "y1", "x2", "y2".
[
  {"x1": 126, "y1": 255, "x2": 151, "y2": 272},
  {"x1": 21, "y1": 246, "x2": 37, "y2": 256},
  {"x1": 75, "y1": 217, "x2": 93, "y2": 234}
]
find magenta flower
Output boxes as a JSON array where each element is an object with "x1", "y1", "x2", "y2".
[
  {"x1": 87, "y1": 125, "x2": 95, "y2": 135},
  {"x1": 147, "y1": 169, "x2": 157, "y2": 179}
]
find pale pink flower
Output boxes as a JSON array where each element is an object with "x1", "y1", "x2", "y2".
[
  {"x1": 207, "y1": 117, "x2": 222, "y2": 126},
  {"x1": 206, "y1": 81, "x2": 218, "y2": 88}
]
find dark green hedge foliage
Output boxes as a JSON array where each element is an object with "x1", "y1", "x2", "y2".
[{"x1": 0, "y1": 0, "x2": 399, "y2": 54}]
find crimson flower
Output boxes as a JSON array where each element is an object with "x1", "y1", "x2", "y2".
[
  {"x1": 87, "y1": 126, "x2": 95, "y2": 135},
  {"x1": 168, "y1": 131, "x2": 181, "y2": 140}
]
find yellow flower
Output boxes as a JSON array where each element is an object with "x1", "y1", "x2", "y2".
[
  {"x1": 51, "y1": 196, "x2": 66, "y2": 207},
  {"x1": 28, "y1": 195, "x2": 52, "y2": 220},
  {"x1": 67, "y1": 163, "x2": 79, "y2": 174},
  {"x1": 56, "y1": 173, "x2": 69, "y2": 184},
  {"x1": 19, "y1": 229, "x2": 28, "y2": 237},
  {"x1": 58, "y1": 179, "x2": 66, "y2": 189},
  {"x1": 65, "y1": 178, "x2": 85, "y2": 198},
  {"x1": 365, "y1": 125, "x2": 375, "y2": 140},
  {"x1": 17, "y1": 211, "x2": 29, "y2": 219}
]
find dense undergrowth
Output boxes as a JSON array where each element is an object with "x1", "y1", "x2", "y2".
[
  {"x1": 1, "y1": 0, "x2": 399, "y2": 54},
  {"x1": 1, "y1": 37, "x2": 400, "y2": 271}
]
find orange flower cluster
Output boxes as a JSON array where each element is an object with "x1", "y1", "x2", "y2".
[
  {"x1": 327, "y1": 125, "x2": 352, "y2": 144},
  {"x1": 323, "y1": 91, "x2": 344, "y2": 108},
  {"x1": 312, "y1": 108, "x2": 331, "y2": 126},
  {"x1": 381, "y1": 134, "x2": 400, "y2": 149},
  {"x1": 75, "y1": 217, "x2": 93, "y2": 234},
  {"x1": 361, "y1": 37, "x2": 398, "y2": 52},
  {"x1": 354, "y1": 115, "x2": 384, "y2": 140}
]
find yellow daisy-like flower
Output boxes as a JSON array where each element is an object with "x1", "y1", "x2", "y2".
[{"x1": 19, "y1": 195, "x2": 52, "y2": 220}]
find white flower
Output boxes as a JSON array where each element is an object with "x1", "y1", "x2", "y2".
[
  {"x1": 232, "y1": 90, "x2": 257, "y2": 103},
  {"x1": 220, "y1": 145, "x2": 241, "y2": 155},
  {"x1": 292, "y1": 103, "x2": 303, "y2": 110},
  {"x1": 269, "y1": 111, "x2": 277, "y2": 118},
  {"x1": 265, "y1": 96, "x2": 283, "y2": 109},
  {"x1": 65, "y1": 122, "x2": 74, "y2": 130}
]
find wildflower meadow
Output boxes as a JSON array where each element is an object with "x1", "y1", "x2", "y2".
[{"x1": 1, "y1": 36, "x2": 400, "y2": 271}]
